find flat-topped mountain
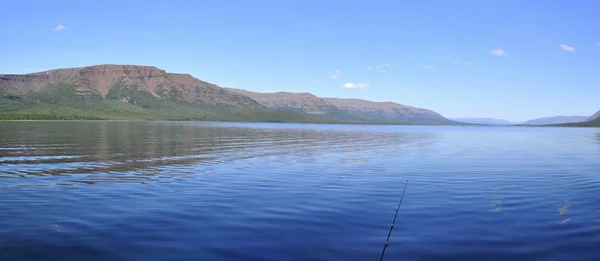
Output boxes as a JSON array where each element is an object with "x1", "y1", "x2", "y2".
[
  {"x1": 0, "y1": 64, "x2": 259, "y2": 108},
  {"x1": 226, "y1": 89, "x2": 453, "y2": 124},
  {"x1": 1, "y1": 64, "x2": 452, "y2": 124},
  {"x1": 321, "y1": 97, "x2": 451, "y2": 124}
]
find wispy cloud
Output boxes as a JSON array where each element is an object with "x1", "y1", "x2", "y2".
[
  {"x1": 452, "y1": 61, "x2": 473, "y2": 65},
  {"x1": 559, "y1": 44, "x2": 575, "y2": 52},
  {"x1": 52, "y1": 25, "x2": 67, "y2": 31},
  {"x1": 596, "y1": 43, "x2": 600, "y2": 47},
  {"x1": 367, "y1": 63, "x2": 391, "y2": 73},
  {"x1": 329, "y1": 69, "x2": 341, "y2": 79},
  {"x1": 490, "y1": 49, "x2": 507, "y2": 56},
  {"x1": 343, "y1": 83, "x2": 369, "y2": 89}
]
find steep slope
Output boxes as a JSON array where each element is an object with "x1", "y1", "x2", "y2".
[
  {"x1": 522, "y1": 116, "x2": 588, "y2": 125},
  {"x1": 449, "y1": 117, "x2": 514, "y2": 125},
  {"x1": 1, "y1": 64, "x2": 453, "y2": 124},
  {"x1": 0, "y1": 65, "x2": 320, "y2": 123},
  {"x1": 0, "y1": 65, "x2": 259, "y2": 108},
  {"x1": 587, "y1": 111, "x2": 600, "y2": 122},
  {"x1": 555, "y1": 118, "x2": 600, "y2": 127}
]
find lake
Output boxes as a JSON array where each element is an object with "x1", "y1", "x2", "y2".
[{"x1": 0, "y1": 121, "x2": 599, "y2": 261}]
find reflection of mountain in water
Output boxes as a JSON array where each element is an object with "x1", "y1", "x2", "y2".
[
  {"x1": 0, "y1": 122, "x2": 440, "y2": 186},
  {"x1": 555, "y1": 200, "x2": 572, "y2": 224}
]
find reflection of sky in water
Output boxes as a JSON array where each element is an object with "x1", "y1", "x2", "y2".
[{"x1": 2, "y1": 122, "x2": 600, "y2": 260}]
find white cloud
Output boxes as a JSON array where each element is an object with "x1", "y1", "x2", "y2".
[
  {"x1": 559, "y1": 44, "x2": 575, "y2": 52},
  {"x1": 343, "y1": 83, "x2": 369, "y2": 89},
  {"x1": 490, "y1": 49, "x2": 507, "y2": 56},
  {"x1": 452, "y1": 61, "x2": 473, "y2": 65},
  {"x1": 52, "y1": 25, "x2": 67, "y2": 31},
  {"x1": 329, "y1": 69, "x2": 341, "y2": 79},
  {"x1": 596, "y1": 43, "x2": 600, "y2": 47},
  {"x1": 367, "y1": 63, "x2": 391, "y2": 73},
  {"x1": 421, "y1": 65, "x2": 435, "y2": 70}
]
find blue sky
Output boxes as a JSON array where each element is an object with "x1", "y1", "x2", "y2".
[{"x1": 1, "y1": 0, "x2": 599, "y2": 121}]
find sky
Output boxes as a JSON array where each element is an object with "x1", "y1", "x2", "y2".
[{"x1": 1, "y1": 0, "x2": 599, "y2": 122}]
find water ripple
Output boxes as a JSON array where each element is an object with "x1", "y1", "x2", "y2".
[{"x1": 0, "y1": 121, "x2": 599, "y2": 261}]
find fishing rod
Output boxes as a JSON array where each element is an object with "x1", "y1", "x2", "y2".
[{"x1": 379, "y1": 180, "x2": 408, "y2": 261}]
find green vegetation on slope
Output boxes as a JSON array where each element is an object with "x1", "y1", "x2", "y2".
[
  {"x1": 554, "y1": 120, "x2": 600, "y2": 127},
  {"x1": 27, "y1": 83, "x2": 104, "y2": 107},
  {"x1": 0, "y1": 84, "x2": 320, "y2": 123}
]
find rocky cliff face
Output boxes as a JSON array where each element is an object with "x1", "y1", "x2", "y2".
[{"x1": 0, "y1": 65, "x2": 260, "y2": 108}]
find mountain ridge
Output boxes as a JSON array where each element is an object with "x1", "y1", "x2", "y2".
[
  {"x1": 522, "y1": 116, "x2": 588, "y2": 125},
  {"x1": 1, "y1": 64, "x2": 451, "y2": 124},
  {"x1": 449, "y1": 117, "x2": 515, "y2": 125},
  {"x1": 587, "y1": 111, "x2": 600, "y2": 122},
  {"x1": 0, "y1": 64, "x2": 260, "y2": 108},
  {"x1": 225, "y1": 88, "x2": 454, "y2": 124}
]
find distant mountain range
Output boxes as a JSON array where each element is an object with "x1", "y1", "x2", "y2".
[
  {"x1": 0, "y1": 64, "x2": 453, "y2": 124},
  {"x1": 449, "y1": 118, "x2": 515, "y2": 125},
  {"x1": 521, "y1": 116, "x2": 588, "y2": 125},
  {"x1": 451, "y1": 115, "x2": 593, "y2": 126},
  {"x1": 226, "y1": 88, "x2": 454, "y2": 124}
]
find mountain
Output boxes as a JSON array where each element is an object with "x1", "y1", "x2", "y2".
[
  {"x1": 225, "y1": 88, "x2": 335, "y2": 115},
  {"x1": 226, "y1": 88, "x2": 454, "y2": 124},
  {"x1": 560, "y1": 112, "x2": 600, "y2": 127},
  {"x1": 0, "y1": 64, "x2": 451, "y2": 124},
  {"x1": 0, "y1": 65, "x2": 316, "y2": 122},
  {"x1": 321, "y1": 98, "x2": 452, "y2": 124},
  {"x1": 522, "y1": 116, "x2": 588, "y2": 125},
  {"x1": 587, "y1": 111, "x2": 600, "y2": 122},
  {"x1": 449, "y1": 117, "x2": 514, "y2": 125},
  {"x1": 0, "y1": 65, "x2": 259, "y2": 107}
]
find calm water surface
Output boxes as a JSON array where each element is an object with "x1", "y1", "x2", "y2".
[{"x1": 1, "y1": 121, "x2": 599, "y2": 261}]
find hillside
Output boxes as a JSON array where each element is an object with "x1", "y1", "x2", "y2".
[
  {"x1": 226, "y1": 89, "x2": 454, "y2": 124},
  {"x1": 587, "y1": 111, "x2": 600, "y2": 122},
  {"x1": 522, "y1": 116, "x2": 588, "y2": 125},
  {"x1": 321, "y1": 98, "x2": 452, "y2": 124},
  {"x1": 448, "y1": 117, "x2": 514, "y2": 125},
  {"x1": 0, "y1": 65, "x2": 317, "y2": 122},
  {"x1": 0, "y1": 65, "x2": 259, "y2": 107},
  {"x1": 556, "y1": 119, "x2": 600, "y2": 127},
  {"x1": 1, "y1": 64, "x2": 452, "y2": 124},
  {"x1": 225, "y1": 88, "x2": 335, "y2": 115}
]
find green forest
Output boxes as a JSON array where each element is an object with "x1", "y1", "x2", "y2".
[{"x1": 0, "y1": 84, "x2": 320, "y2": 123}]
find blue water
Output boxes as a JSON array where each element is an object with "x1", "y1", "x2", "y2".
[{"x1": 1, "y1": 121, "x2": 599, "y2": 261}]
